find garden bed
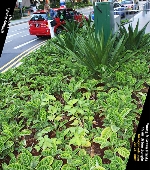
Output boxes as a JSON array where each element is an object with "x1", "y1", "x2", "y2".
[{"x1": 0, "y1": 19, "x2": 150, "y2": 170}]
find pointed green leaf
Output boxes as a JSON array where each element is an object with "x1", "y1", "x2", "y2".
[
  {"x1": 19, "y1": 129, "x2": 32, "y2": 136},
  {"x1": 64, "y1": 105, "x2": 72, "y2": 110},
  {"x1": 48, "y1": 95, "x2": 56, "y2": 101},
  {"x1": 100, "y1": 127, "x2": 112, "y2": 139},
  {"x1": 116, "y1": 147, "x2": 130, "y2": 158},
  {"x1": 93, "y1": 166, "x2": 105, "y2": 170},
  {"x1": 120, "y1": 108, "x2": 132, "y2": 118},
  {"x1": 67, "y1": 99, "x2": 78, "y2": 106},
  {"x1": 51, "y1": 160, "x2": 63, "y2": 170},
  {"x1": 7, "y1": 163, "x2": 26, "y2": 170},
  {"x1": 93, "y1": 137, "x2": 107, "y2": 144},
  {"x1": 37, "y1": 165, "x2": 53, "y2": 170},
  {"x1": 61, "y1": 164, "x2": 76, "y2": 170},
  {"x1": 37, "y1": 156, "x2": 54, "y2": 168},
  {"x1": 93, "y1": 155, "x2": 103, "y2": 166},
  {"x1": 111, "y1": 125, "x2": 120, "y2": 132},
  {"x1": 70, "y1": 119, "x2": 79, "y2": 126}
]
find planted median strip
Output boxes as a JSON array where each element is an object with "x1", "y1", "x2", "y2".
[{"x1": 0, "y1": 19, "x2": 150, "y2": 169}]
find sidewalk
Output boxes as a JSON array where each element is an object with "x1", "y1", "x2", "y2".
[
  {"x1": 10, "y1": 12, "x2": 33, "y2": 26},
  {"x1": 10, "y1": 16, "x2": 31, "y2": 26},
  {"x1": 124, "y1": 11, "x2": 150, "y2": 34}
]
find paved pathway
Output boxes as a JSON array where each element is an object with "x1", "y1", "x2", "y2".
[
  {"x1": 124, "y1": 5, "x2": 150, "y2": 33},
  {"x1": 10, "y1": 12, "x2": 33, "y2": 26}
]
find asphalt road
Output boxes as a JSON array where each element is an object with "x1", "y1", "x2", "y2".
[
  {"x1": 0, "y1": 23, "x2": 49, "y2": 70},
  {"x1": 0, "y1": 7, "x2": 94, "y2": 72}
]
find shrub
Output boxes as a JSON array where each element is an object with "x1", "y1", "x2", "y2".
[
  {"x1": 38, "y1": 4, "x2": 44, "y2": 10},
  {"x1": 12, "y1": 9, "x2": 21, "y2": 20},
  {"x1": 120, "y1": 19, "x2": 130, "y2": 25},
  {"x1": 51, "y1": 1, "x2": 60, "y2": 8},
  {"x1": 66, "y1": 2, "x2": 72, "y2": 8}
]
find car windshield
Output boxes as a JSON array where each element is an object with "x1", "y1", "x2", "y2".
[
  {"x1": 56, "y1": 9, "x2": 75, "y2": 18},
  {"x1": 30, "y1": 14, "x2": 47, "y2": 21},
  {"x1": 58, "y1": 9, "x2": 74, "y2": 14},
  {"x1": 121, "y1": 1, "x2": 133, "y2": 4},
  {"x1": 113, "y1": 3, "x2": 121, "y2": 8}
]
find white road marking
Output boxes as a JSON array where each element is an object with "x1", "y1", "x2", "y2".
[
  {"x1": 5, "y1": 40, "x2": 12, "y2": 44},
  {"x1": 13, "y1": 38, "x2": 39, "y2": 49},
  {"x1": 6, "y1": 31, "x2": 26, "y2": 39},
  {"x1": 11, "y1": 27, "x2": 28, "y2": 33},
  {"x1": 15, "y1": 62, "x2": 23, "y2": 67},
  {"x1": 21, "y1": 34, "x2": 29, "y2": 37}
]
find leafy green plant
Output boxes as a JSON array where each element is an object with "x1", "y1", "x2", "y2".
[
  {"x1": 53, "y1": 27, "x2": 135, "y2": 78},
  {"x1": 35, "y1": 135, "x2": 61, "y2": 152},
  {"x1": 93, "y1": 127, "x2": 130, "y2": 170},
  {"x1": 2, "y1": 149, "x2": 55, "y2": 170},
  {"x1": 60, "y1": 146, "x2": 106, "y2": 169},
  {"x1": 11, "y1": 9, "x2": 21, "y2": 20},
  {"x1": 63, "y1": 126, "x2": 91, "y2": 147},
  {"x1": 120, "y1": 19, "x2": 130, "y2": 25},
  {"x1": 96, "y1": 88, "x2": 137, "y2": 139},
  {"x1": 0, "y1": 121, "x2": 31, "y2": 159}
]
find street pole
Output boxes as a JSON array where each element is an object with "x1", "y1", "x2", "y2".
[
  {"x1": 18, "y1": 0, "x2": 23, "y2": 18},
  {"x1": 20, "y1": 4, "x2": 23, "y2": 17}
]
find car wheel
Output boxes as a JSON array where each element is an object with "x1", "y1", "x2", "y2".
[
  {"x1": 122, "y1": 13, "x2": 125, "y2": 18},
  {"x1": 56, "y1": 27, "x2": 63, "y2": 35},
  {"x1": 36, "y1": 35, "x2": 42, "y2": 38}
]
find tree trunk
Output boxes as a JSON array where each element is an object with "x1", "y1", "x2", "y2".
[{"x1": 71, "y1": 0, "x2": 75, "y2": 8}]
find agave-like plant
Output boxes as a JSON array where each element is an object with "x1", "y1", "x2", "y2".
[
  {"x1": 73, "y1": 29, "x2": 136, "y2": 73},
  {"x1": 52, "y1": 25, "x2": 136, "y2": 77},
  {"x1": 117, "y1": 20, "x2": 150, "y2": 52},
  {"x1": 53, "y1": 18, "x2": 94, "y2": 54}
]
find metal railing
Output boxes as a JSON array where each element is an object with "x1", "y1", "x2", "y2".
[
  {"x1": 142, "y1": 1, "x2": 150, "y2": 16},
  {"x1": 90, "y1": 2, "x2": 150, "y2": 22},
  {"x1": 113, "y1": 2, "x2": 150, "y2": 21}
]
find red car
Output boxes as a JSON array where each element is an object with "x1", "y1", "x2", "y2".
[{"x1": 28, "y1": 8, "x2": 88, "y2": 37}]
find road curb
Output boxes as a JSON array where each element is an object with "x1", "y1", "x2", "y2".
[{"x1": 76, "y1": 6, "x2": 93, "y2": 11}]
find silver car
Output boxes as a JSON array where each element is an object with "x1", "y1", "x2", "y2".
[{"x1": 121, "y1": 0, "x2": 139, "y2": 11}]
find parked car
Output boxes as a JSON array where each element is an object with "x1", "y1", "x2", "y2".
[
  {"x1": 90, "y1": 2, "x2": 127, "y2": 21},
  {"x1": 90, "y1": 11, "x2": 94, "y2": 21},
  {"x1": 120, "y1": 0, "x2": 139, "y2": 11},
  {"x1": 113, "y1": 2, "x2": 127, "y2": 18},
  {"x1": 30, "y1": 4, "x2": 36, "y2": 12},
  {"x1": 28, "y1": 8, "x2": 88, "y2": 37}
]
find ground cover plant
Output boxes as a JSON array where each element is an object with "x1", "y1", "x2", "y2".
[
  {"x1": 0, "y1": 20, "x2": 150, "y2": 170},
  {"x1": 120, "y1": 19, "x2": 130, "y2": 25}
]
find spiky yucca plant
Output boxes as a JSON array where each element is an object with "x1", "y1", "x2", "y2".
[
  {"x1": 53, "y1": 18, "x2": 93, "y2": 54},
  {"x1": 52, "y1": 24, "x2": 136, "y2": 78},
  {"x1": 117, "y1": 20, "x2": 150, "y2": 52},
  {"x1": 55, "y1": 20, "x2": 81, "y2": 53}
]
